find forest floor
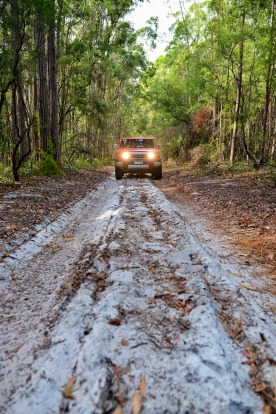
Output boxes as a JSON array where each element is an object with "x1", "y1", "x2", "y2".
[
  {"x1": 155, "y1": 168, "x2": 276, "y2": 284},
  {"x1": 0, "y1": 168, "x2": 275, "y2": 414}
]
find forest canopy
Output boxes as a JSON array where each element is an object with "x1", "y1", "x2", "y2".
[{"x1": 0, "y1": 0, "x2": 275, "y2": 181}]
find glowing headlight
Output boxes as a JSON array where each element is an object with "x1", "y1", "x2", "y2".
[
  {"x1": 122, "y1": 152, "x2": 130, "y2": 160},
  {"x1": 147, "y1": 152, "x2": 155, "y2": 159}
]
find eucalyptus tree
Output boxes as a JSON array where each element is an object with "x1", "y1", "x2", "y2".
[
  {"x1": 141, "y1": 0, "x2": 276, "y2": 165},
  {"x1": 0, "y1": 0, "x2": 153, "y2": 179},
  {"x1": 57, "y1": 0, "x2": 150, "y2": 159},
  {"x1": 34, "y1": 0, "x2": 59, "y2": 159},
  {"x1": 0, "y1": 0, "x2": 36, "y2": 180},
  {"x1": 259, "y1": 0, "x2": 276, "y2": 162}
]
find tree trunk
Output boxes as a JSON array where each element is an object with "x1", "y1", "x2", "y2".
[
  {"x1": 35, "y1": 13, "x2": 49, "y2": 153},
  {"x1": 260, "y1": 0, "x2": 275, "y2": 163},
  {"x1": 230, "y1": 10, "x2": 245, "y2": 165},
  {"x1": 47, "y1": 13, "x2": 60, "y2": 161}
]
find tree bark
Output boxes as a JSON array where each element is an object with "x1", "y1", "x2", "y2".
[
  {"x1": 35, "y1": 14, "x2": 49, "y2": 153},
  {"x1": 47, "y1": 13, "x2": 60, "y2": 161},
  {"x1": 230, "y1": 10, "x2": 245, "y2": 165},
  {"x1": 260, "y1": 0, "x2": 275, "y2": 163}
]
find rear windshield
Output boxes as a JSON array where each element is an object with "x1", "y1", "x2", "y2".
[{"x1": 120, "y1": 139, "x2": 156, "y2": 149}]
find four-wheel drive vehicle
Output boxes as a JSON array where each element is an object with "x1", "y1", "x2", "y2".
[{"x1": 115, "y1": 137, "x2": 162, "y2": 180}]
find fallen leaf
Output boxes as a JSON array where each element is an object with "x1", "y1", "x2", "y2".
[
  {"x1": 263, "y1": 406, "x2": 273, "y2": 413},
  {"x1": 238, "y1": 283, "x2": 256, "y2": 291},
  {"x1": 113, "y1": 364, "x2": 131, "y2": 380},
  {"x1": 121, "y1": 338, "x2": 128, "y2": 346},
  {"x1": 6, "y1": 225, "x2": 18, "y2": 231},
  {"x1": 255, "y1": 383, "x2": 268, "y2": 392},
  {"x1": 243, "y1": 351, "x2": 251, "y2": 359},
  {"x1": 268, "y1": 252, "x2": 274, "y2": 261},
  {"x1": 140, "y1": 376, "x2": 146, "y2": 398},
  {"x1": 109, "y1": 318, "x2": 122, "y2": 326},
  {"x1": 61, "y1": 376, "x2": 78, "y2": 399},
  {"x1": 4, "y1": 314, "x2": 16, "y2": 319},
  {"x1": 97, "y1": 271, "x2": 107, "y2": 279},
  {"x1": 228, "y1": 271, "x2": 242, "y2": 278},
  {"x1": 9, "y1": 342, "x2": 26, "y2": 354},
  {"x1": 115, "y1": 396, "x2": 126, "y2": 405},
  {"x1": 25, "y1": 373, "x2": 32, "y2": 384},
  {"x1": 131, "y1": 391, "x2": 142, "y2": 414},
  {"x1": 113, "y1": 407, "x2": 123, "y2": 414}
]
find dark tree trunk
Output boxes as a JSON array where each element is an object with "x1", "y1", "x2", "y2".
[
  {"x1": 48, "y1": 19, "x2": 60, "y2": 161},
  {"x1": 35, "y1": 14, "x2": 50, "y2": 153},
  {"x1": 260, "y1": 0, "x2": 275, "y2": 163},
  {"x1": 230, "y1": 10, "x2": 245, "y2": 165}
]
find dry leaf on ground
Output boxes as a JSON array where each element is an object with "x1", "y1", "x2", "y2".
[
  {"x1": 113, "y1": 407, "x2": 124, "y2": 414},
  {"x1": 61, "y1": 376, "x2": 78, "y2": 399},
  {"x1": 131, "y1": 390, "x2": 142, "y2": 414},
  {"x1": 109, "y1": 318, "x2": 122, "y2": 326},
  {"x1": 140, "y1": 376, "x2": 146, "y2": 398}
]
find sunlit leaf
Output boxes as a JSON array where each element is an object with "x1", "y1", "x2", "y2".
[
  {"x1": 113, "y1": 407, "x2": 124, "y2": 414},
  {"x1": 65, "y1": 376, "x2": 77, "y2": 390},
  {"x1": 131, "y1": 390, "x2": 142, "y2": 414},
  {"x1": 262, "y1": 406, "x2": 273, "y2": 413},
  {"x1": 238, "y1": 283, "x2": 256, "y2": 291},
  {"x1": 255, "y1": 383, "x2": 267, "y2": 392},
  {"x1": 228, "y1": 271, "x2": 242, "y2": 278},
  {"x1": 140, "y1": 375, "x2": 146, "y2": 398},
  {"x1": 61, "y1": 376, "x2": 78, "y2": 399}
]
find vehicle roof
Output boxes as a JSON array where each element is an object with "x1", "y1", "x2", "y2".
[{"x1": 120, "y1": 137, "x2": 156, "y2": 140}]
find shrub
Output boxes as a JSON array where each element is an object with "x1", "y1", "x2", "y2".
[
  {"x1": 40, "y1": 153, "x2": 63, "y2": 177},
  {"x1": 189, "y1": 146, "x2": 210, "y2": 168},
  {"x1": 0, "y1": 162, "x2": 13, "y2": 181},
  {"x1": 189, "y1": 138, "x2": 225, "y2": 169}
]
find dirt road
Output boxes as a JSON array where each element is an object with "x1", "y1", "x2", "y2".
[{"x1": 1, "y1": 175, "x2": 276, "y2": 414}]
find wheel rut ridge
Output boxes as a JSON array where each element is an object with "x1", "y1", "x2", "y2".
[{"x1": 54, "y1": 181, "x2": 263, "y2": 413}]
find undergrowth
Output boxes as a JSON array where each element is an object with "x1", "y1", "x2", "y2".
[
  {"x1": 164, "y1": 158, "x2": 276, "y2": 187},
  {"x1": 39, "y1": 153, "x2": 63, "y2": 177},
  {"x1": 67, "y1": 157, "x2": 112, "y2": 171},
  {"x1": 0, "y1": 162, "x2": 13, "y2": 184}
]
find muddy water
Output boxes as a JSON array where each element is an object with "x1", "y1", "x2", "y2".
[{"x1": 1, "y1": 176, "x2": 275, "y2": 414}]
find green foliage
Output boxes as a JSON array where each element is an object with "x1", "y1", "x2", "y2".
[
  {"x1": 39, "y1": 153, "x2": 63, "y2": 177},
  {"x1": 90, "y1": 157, "x2": 112, "y2": 168},
  {"x1": 0, "y1": 132, "x2": 9, "y2": 157},
  {"x1": 189, "y1": 146, "x2": 210, "y2": 169},
  {"x1": 1, "y1": 0, "x2": 276, "y2": 167},
  {"x1": 201, "y1": 138, "x2": 225, "y2": 163},
  {"x1": 258, "y1": 165, "x2": 276, "y2": 187},
  {"x1": 69, "y1": 157, "x2": 112, "y2": 171},
  {"x1": 189, "y1": 138, "x2": 225, "y2": 169},
  {"x1": 136, "y1": 0, "x2": 276, "y2": 165},
  {"x1": 18, "y1": 156, "x2": 41, "y2": 177},
  {"x1": 0, "y1": 162, "x2": 13, "y2": 182}
]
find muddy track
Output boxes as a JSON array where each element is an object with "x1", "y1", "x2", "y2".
[{"x1": 0, "y1": 177, "x2": 275, "y2": 414}]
